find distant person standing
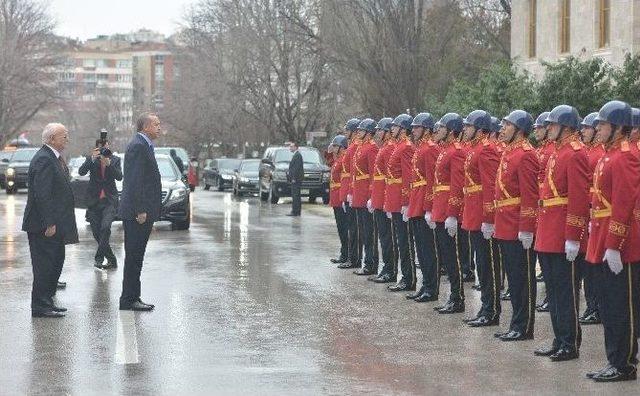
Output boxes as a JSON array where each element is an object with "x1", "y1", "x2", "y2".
[
  {"x1": 119, "y1": 113, "x2": 162, "y2": 311},
  {"x1": 170, "y1": 149, "x2": 185, "y2": 174},
  {"x1": 287, "y1": 141, "x2": 304, "y2": 216},
  {"x1": 22, "y1": 123, "x2": 78, "y2": 318}
]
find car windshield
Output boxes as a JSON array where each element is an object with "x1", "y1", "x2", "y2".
[
  {"x1": 11, "y1": 149, "x2": 37, "y2": 162},
  {"x1": 157, "y1": 157, "x2": 180, "y2": 180},
  {"x1": 218, "y1": 159, "x2": 242, "y2": 170},
  {"x1": 274, "y1": 149, "x2": 321, "y2": 164},
  {"x1": 155, "y1": 147, "x2": 189, "y2": 165},
  {"x1": 240, "y1": 160, "x2": 260, "y2": 172}
]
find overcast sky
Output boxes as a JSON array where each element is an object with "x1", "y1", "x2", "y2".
[{"x1": 49, "y1": 0, "x2": 199, "y2": 40}]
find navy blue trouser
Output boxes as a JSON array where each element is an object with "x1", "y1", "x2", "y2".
[
  {"x1": 411, "y1": 218, "x2": 439, "y2": 296},
  {"x1": 500, "y1": 239, "x2": 536, "y2": 335},
  {"x1": 375, "y1": 209, "x2": 397, "y2": 279},
  {"x1": 470, "y1": 231, "x2": 501, "y2": 320},
  {"x1": 435, "y1": 223, "x2": 463, "y2": 303}
]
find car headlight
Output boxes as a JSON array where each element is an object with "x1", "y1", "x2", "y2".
[
  {"x1": 167, "y1": 188, "x2": 187, "y2": 203},
  {"x1": 322, "y1": 171, "x2": 330, "y2": 181},
  {"x1": 221, "y1": 174, "x2": 232, "y2": 180},
  {"x1": 6, "y1": 167, "x2": 15, "y2": 177},
  {"x1": 273, "y1": 171, "x2": 287, "y2": 181},
  {"x1": 240, "y1": 177, "x2": 249, "y2": 183}
]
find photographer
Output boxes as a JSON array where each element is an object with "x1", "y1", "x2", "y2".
[{"x1": 79, "y1": 132, "x2": 122, "y2": 269}]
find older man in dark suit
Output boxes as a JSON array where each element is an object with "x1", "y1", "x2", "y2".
[
  {"x1": 22, "y1": 123, "x2": 79, "y2": 318},
  {"x1": 119, "y1": 113, "x2": 162, "y2": 311}
]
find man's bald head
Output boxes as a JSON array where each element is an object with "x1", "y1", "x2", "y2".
[{"x1": 42, "y1": 123, "x2": 69, "y2": 152}]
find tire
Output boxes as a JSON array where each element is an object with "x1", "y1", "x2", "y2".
[
  {"x1": 308, "y1": 195, "x2": 316, "y2": 204},
  {"x1": 269, "y1": 183, "x2": 279, "y2": 204},
  {"x1": 204, "y1": 184, "x2": 211, "y2": 191},
  {"x1": 171, "y1": 207, "x2": 191, "y2": 231},
  {"x1": 259, "y1": 183, "x2": 269, "y2": 202},
  {"x1": 322, "y1": 194, "x2": 330, "y2": 205},
  {"x1": 189, "y1": 184, "x2": 195, "y2": 192},
  {"x1": 5, "y1": 186, "x2": 16, "y2": 194},
  {"x1": 217, "y1": 177, "x2": 224, "y2": 192}
]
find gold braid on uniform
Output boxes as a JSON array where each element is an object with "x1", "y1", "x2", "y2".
[
  {"x1": 609, "y1": 221, "x2": 629, "y2": 237},
  {"x1": 520, "y1": 207, "x2": 537, "y2": 218},
  {"x1": 566, "y1": 214, "x2": 587, "y2": 228}
]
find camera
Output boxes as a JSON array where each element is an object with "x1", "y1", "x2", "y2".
[
  {"x1": 99, "y1": 147, "x2": 112, "y2": 157},
  {"x1": 97, "y1": 129, "x2": 112, "y2": 157}
]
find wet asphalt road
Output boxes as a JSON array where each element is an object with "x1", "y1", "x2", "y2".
[{"x1": 0, "y1": 189, "x2": 637, "y2": 395}]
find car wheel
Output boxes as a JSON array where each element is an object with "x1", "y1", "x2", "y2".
[
  {"x1": 259, "y1": 183, "x2": 269, "y2": 202},
  {"x1": 308, "y1": 195, "x2": 317, "y2": 204},
  {"x1": 204, "y1": 184, "x2": 211, "y2": 191},
  {"x1": 217, "y1": 177, "x2": 224, "y2": 192},
  {"x1": 171, "y1": 207, "x2": 191, "y2": 231},
  {"x1": 6, "y1": 186, "x2": 16, "y2": 194},
  {"x1": 268, "y1": 183, "x2": 279, "y2": 204},
  {"x1": 322, "y1": 194, "x2": 330, "y2": 205}
]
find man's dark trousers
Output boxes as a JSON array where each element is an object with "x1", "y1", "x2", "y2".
[
  {"x1": 346, "y1": 203, "x2": 361, "y2": 266},
  {"x1": 500, "y1": 239, "x2": 536, "y2": 335},
  {"x1": 290, "y1": 182, "x2": 301, "y2": 215},
  {"x1": 28, "y1": 232, "x2": 65, "y2": 311},
  {"x1": 435, "y1": 223, "x2": 463, "y2": 303},
  {"x1": 120, "y1": 220, "x2": 154, "y2": 306},
  {"x1": 88, "y1": 198, "x2": 117, "y2": 263},
  {"x1": 580, "y1": 257, "x2": 599, "y2": 316},
  {"x1": 458, "y1": 227, "x2": 473, "y2": 275},
  {"x1": 356, "y1": 207, "x2": 377, "y2": 272},
  {"x1": 539, "y1": 252, "x2": 581, "y2": 352},
  {"x1": 391, "y1": 213, "x2": 415, "y2": 287},
  {"x1": 333, "y1": 207, "x2": 349, "y2": 261},
  {"x1": 411, "y1": 217, "x2": 438, "y2": 296},
  {"x1": 375, "y1": 209, "x2": 396, "y2": 279},
  {"x1": 470, "y1": 231, "x2": 501, "y2": 320}
]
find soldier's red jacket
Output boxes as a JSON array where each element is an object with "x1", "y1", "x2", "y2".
[
  {"x1": 537, "y1": 140, "x2": 555, "y2": 194},
  {"x1": 494, "y1": 138, "x2": 540, "y2": 241},
  {"x1": 446, "y1": 140, "x2": 471, "y2": 221},
  {"x1": 371, "y1": 139, "x2": 395, "y2": 210},
  {"x1": 587, "y1": 139, "x2": 640, "y2": 264},
  {"x1": 407, "y1": 137, "x2": 433, "y2": 218},
  {"x1": 422, "y1": 140, "x2": 442, "y2": 215},
  {"x1": 461, "y1": 136, "x2": 500, "y2": 231},
  {"x1": 534, "y1": 135, "x2": 590, "y2": 253},
  {"x1": 432, "y1": 140, "x2": 464, "y2": 223},
  {"x1": 329, "y1": 153, "x2": 344, "y2": 208},
  {"x1": 340, "y1": 138, "x2": 360, "y2": 202},
  {"x1": 351, "y1": 137, "x2": 379, "y2": 208},
  {"x1": 579, "y1": 143, "x2": 606, "y2": 251},
  {"x1": 383, "y1": 137, "x2": 415, "y2": 213}
]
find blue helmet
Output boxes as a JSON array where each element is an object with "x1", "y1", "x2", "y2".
[
  {"x1": 503, "y1": 110, "x2": 534, "y2": 134},
  {"x1": 438, "y1": 113, "x2": 464, "y2": 135},
  {"x1": 595, "y1": 100, "x2": 632, "y2": 127},
  {"x1": 357, "y1": 118, "x2": 377, "y2": 134},
  {"x1": 392, "y1": 114, "x2": 414, "y2": 130},
  {"x1": 330, "y1": 135, "x2": 348, "y2": 149},
  {"x1": 490, "y1": 117, "x2": 501, "y2": 133},
  {"x1": 581, "y1": 112, "x2": 598, "y2": 128},
  {"x1": 411, "y1": 112, "x2": 435, "y2": 129},
  {"x1": 632, "y1": 108, "x2": 640, "y2": 128},
  {"x1": 533, "y1": 112, "x2": 550, "y2": 128},
  {"x1": 463, "y1": 110, "x2": 492, "y2": 131},
  {"x1": 345, "y1": 118, "x2": 361, "y2": 132},
  {"x1": 545, "y1": 105, "x2": 580, "y2": 130},
  {"x1": 376, "y1": 117, "x2": 393, "y2": 132}
]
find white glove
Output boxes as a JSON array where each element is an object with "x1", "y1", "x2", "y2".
[
  {"x1": 386, "y1": 211, "x2": 392, "y2": 219},
  {"x1": 603, "y1": 249, "x2": 623, "y2": 275},
  {"x1": 342, "y1": 202, "x2": 347, "y2": 213},
  {"x1": 366, "y1": 199, "x2": 373, "y2": 213},
  {"x1": 564, "y1": 240, "x2": 580, "y2": 262},
  {"x1": 444, "y1": 216, "x2": 458, "y2": 237},
  {"x1": 518, "y1": 231, "x2": 534, "y2": 250},
  {"x1": 401, "y1": 206, "x2": 409, "y2": 222},
  {"x1": 588, "y1": 221, "x2": 592, "y2": 234},
  {"x1": 347, "y1": 194, "x2": 353, "y2": 204},
  {"x1": 481, "y1": 223, "x2": 495, "y2": 240},
  {"x1": 424, "y1": 211, "x2": 436, "y2": 229}
]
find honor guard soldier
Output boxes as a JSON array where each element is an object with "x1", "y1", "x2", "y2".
[
  {"x1": 533, "y1": 105, "x2": 590, "y2": 362},
  {"x1": 458, "y1": 110, "x2": 503, "y2": 327},
  {"x1": 369, "y1": 118, "x2": 399, "y2": 283},
  {"x1": 578, "y1": 112, "x2": 605, "y2": 325},
  {"x1": 351, "y1": 119, "x2": 380, "y2": 276},
  {"x1": 586, "y1": 101, "x2": 640, "y2": 382},
  {"x1": 338, "y1": 118, "x2": 362, "y2": 269},
  {"x1": 490, "y1": 116, "x2": 509, "y2": 301},
  {"x1": 428, "y1": 113, "x2": 466, "y2": 314},
  {"x1": 631, "y1": 108, "x2": 640, "y2": 148},
  {"x1": 383, "y1": 114, "x2": 416, "y2": 292},
  {"x1": 405, "y1": 113, "x2": 439, "y2": 303},
  {"x1": 493, "y1": 110, "x2": 539, "y2": 342},
  {"x1": 328, "y1": 136, "x2": 350, "y2": 265}
]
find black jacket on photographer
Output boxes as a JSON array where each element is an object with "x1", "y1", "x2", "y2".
[{"x1": 79, "y1": 152, "x2": 123, "y2": 208}]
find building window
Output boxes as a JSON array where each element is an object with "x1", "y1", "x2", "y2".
[
  {"x1": 560, "y1": 0, "x2": 571, "y2": 53},
  {"x1": 528, "y1": 0, "x2": 537, "y2": 58},
  {"x1": 117, "y1": 60, "x2": 132, "y2": 69},
  {"x1": 599, "y1": 0, "x2": 610, "y2": 48}
]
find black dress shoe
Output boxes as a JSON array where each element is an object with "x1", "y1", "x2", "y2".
[
  {"x1": 354, "y1": 268, "x2": 375, "y2": 276},
  {"x1": 372, "y1": 274, "x2": 395, "y2": 283},
  {"x1": 406, "y1": 288, "x2": 425, "y2": 300},
  {"x1": 500, "y1": 330, "x2": 533, "y2": 341},
  {"x1": 414, "y1": 293, "x2": 438, "y2": 303},
  {"x1": 462, "y1": 313, "x2": 481, "y2": 323},
  {"x1": 536, "y1": 300, "x2": 549, "y2": 312},
  {"x1": 592, "y1": 365, "x2": 637, "y2": 382},
  {"x1": 330, "y1": 257, "x2": 347, "y2": 264},
  {"x1": 462, "y1": 272, "x2": 475, "y2": 282},
  {"x1": 102, "y1": 261, "x2": 118, "y2": 270},
  {"x1": 52, "y1": 305, "x2": 67, "y2": 312},
  {"x1": 494, "y1": 330, "x2": 509, "y2": 338},
  {"x1": 57, "y1": 281, "x2": 67, "y2": 289},
  {"x1": 32, "y1": 310, "x2": 65, "y2": 318},
  {"x1": 138, "y1": 299, "x2": 155, "y2": 309},
  {"x1": 586, "y1": 365, "x2": 612, "y2": 379},
  {"x1": 534, "y1": 344, "x2": 559, "y2": 356},
  {"x1": 337, "y1": 262, "x2": 358, "y2": 269},
  {"x1": 579, "y1": 311, "x2": 601, "y2": 325},
  {"x1": 437, "y1": 301, "x2": 465, "y2": 314},
  {"x1": 94, "y1": 260, "x2": 104, "y2": 269},
  {"x1": 467, "y1": 316, "x2": 499, "y2": 327},
  {"x1": 286, "y1": 213, "x2": 300, "y2": 217},
  {"x1": 549, "y1": 348, "x2": 579, "y2": 362},
  {"x1": 388, "y1": 282, "x2": 415, "y2": 292},
  {"x1": 500, "y1": 290, "x2": 510, "y2": 301},
  {"x1": 120, "y1": 301, "x2": 154, "y2": 311}
]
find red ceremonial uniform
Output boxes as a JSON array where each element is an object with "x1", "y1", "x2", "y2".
[
  {"x1": 537, "y1": 141, "x2": 555, "y2": 193},
  {"x1": 432, "y1": 141, "x2": 464, "y2": 223},
  {"x1": 461, "y1": 136, "x2": 500, "y2": 231},
  {"x1": 534, "y1": 135, "x2": 590, "y2": 253},
  {"x1": 329, "y1": 153, "x2": 344, "y2": 208},
  {"x1": 383, "y1": 137, "x2": 415, "y2": 213},
  {"x1": 494, "y1": 138, "x2": 540, "y2": 241},
  {"x1": 587, "y1": 139, "x2": 640, "y2": 264},
  {"x1": 351, "y1": 137, "x2": 379, "y2": 208},
  {"x1": 340, "y1": 139, "x2": 360, "y2": 202},
  {"x1": 446, "y1": 141, "x2": 471, "y2": 221},
  {"x1": 370, "y1": 140, "x2": 395, "y2": 210},
  {"x1": 422, "y1": 141, "x2": 442, "y2": 215},
  {"x1": 407, "y1": 138, "x2": 433, "y2": 218}
]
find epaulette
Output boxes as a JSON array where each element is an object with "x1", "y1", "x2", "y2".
[
  {"x1": 522, "y1": 142, "x2": 533, "y2": 151},
  {"x1": 453, "y1": 142, "x2": 461, "y2": 149},
  {"x1": 621, "y1": 141, "x2": 630, "y2": 152},
  {"x1": 570, "y1": 141, "x2": 583, "y2": 151}
]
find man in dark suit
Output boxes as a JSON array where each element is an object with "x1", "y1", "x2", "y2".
[
  {"x1": 22, "y1": 123, "x2": 79, "y2": 318},
  {"x1": 79, "y1": 138, "x2": 122, "y2": 269},
  {"x1": 119, "y1": 113, "x2": 162, "y2": 311},
  {"x1": 287, "y1": 141, "x2": 304, "y2": 216}
]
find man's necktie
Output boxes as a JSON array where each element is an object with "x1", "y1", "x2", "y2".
[
  {"x1": 58, "y1": 156, "x2": 69, "y2": 176},
  {"x1": 99, "y1": 161, "x2": 106, "y2": 199}
]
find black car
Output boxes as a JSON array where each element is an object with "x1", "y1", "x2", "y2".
[
  {"x1": 232, "y1": 159, "x2": 260, "y2": 196},
  {"x1": 258, "y1": 146, "x2": 330, "y2": 204},
  {"x1": 0, "y1": 150, "x2": 15, "y2": 189},
  {"x1": 4, "y1": 148, "x2": 39, "y2": 194},
  {"x1": 202, "y1": 158, "x2": 242, "y2": 191}
]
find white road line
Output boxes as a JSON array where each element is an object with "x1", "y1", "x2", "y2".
[{"x1": 115, "y1": 311, "x2": 139, "y2": 364}]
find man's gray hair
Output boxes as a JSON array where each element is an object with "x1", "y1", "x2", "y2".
[
  {"x1": 42, "y1": 123, "x2": 65, "y2": 144},
  {"x1": 136, "y1": 112, "x2": 158, "y2": 132}
]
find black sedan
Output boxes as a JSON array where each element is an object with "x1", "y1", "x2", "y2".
[
  {"x1": 202, "y1": 158, "x2": 242, "y2": 191},
  {"x1": 4, "y1": 148, "x2": 38, "y2": 194},
  {"x1": 232, "y1": 159, "x2": 260, "y2": 196}
]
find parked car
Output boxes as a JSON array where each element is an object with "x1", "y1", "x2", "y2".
[
  {"x1": 202, "y1": 158, "x2": 242, "y2": 191},
  {"x1": 154, "y1": 147, "x2": 198, "y2": 191},
  {"x1": 68, "y1": 156, "x2": 91, "y2": 208},
  {"x1": 232, "y1": 159, "x2": 260, "y2": 196},
  {"x1": 4, "y1": 148, "x2": 39, "y2": 194},
  {"x1": 258, "y1": 146, "x2": 330, "y2": 204},
  {"x1": 0, "y1": 150, "x2": 15, "y2": 189}
]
